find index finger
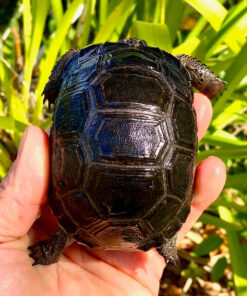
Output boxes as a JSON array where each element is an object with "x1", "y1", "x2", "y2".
[{"x1": 193, "y1": 93, "x2": 213, "y2": 141}]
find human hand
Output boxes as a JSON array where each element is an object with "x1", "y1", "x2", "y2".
[{"x1": 0, "y1": 93, "x2": 226, "y2": 296}]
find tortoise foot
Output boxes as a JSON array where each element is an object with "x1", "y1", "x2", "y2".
[
  {"x1": 28, "y1": 229, "x2": 68, "y2": 265},
  {"x1": 156, "y1": 236, "x2": 180, "y2": 268}
]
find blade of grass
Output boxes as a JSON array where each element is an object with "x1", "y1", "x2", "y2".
[
  {"x1": 0, "y1": 57, "x2": 28, "y2": 123},
  {"x1": 0, "y1": 61, "x2": 28, "y2": 124},
  {"x1": 131, "y1": 21, "x2": 172, "y2": 52},
  {"x1": 33, "y1": 0, "x2": 83, "y2": 125},
  {"x1": 213, "y1": 99, "x2": 247, "y2": 130},
  {"x1": 227, "y1": 0, "x2": 247, "y2": 32},
  {"x1": 23, "y1": 0, "x2": 49, "y2": 109},
  {"x1": 153, "y1": 0, "x2": 161, "y2": 24},
  {"x1": 0, "y1": 57, "x2": 12, "y2": 105},
  {"x1": 50, "y1": 0, "x2": 68, "y2": 54},
  {"x1": 22, "y1": 0, "x2": 32, "y2": 67},
  {"x1": 185, "y1": 0, "x2": 240, "y2": 53},
  {"x1": 0, "y1": 164, "x2": 7, "y2": 179},
  {"x1": 76, "y1": 0, "x2": 95, "y2": 47},
  {"x1": 0, "y1": 116, "x2": 27, "y2": 132},
  {"x1": 166, "y1": 0, "x2": 185, "y2": 43},
  {"x1": 110, "y1": 11, "x2": 135, "y2": 41},
  {"x1": 94, "y1": 0, "x2": 136, "y2": 43},
  {"x1": 209, "y1": 56, "x2": 234, "y2": 73},
  {"x1": 212, "y1": 40, "x2": 247, "y2": 115},
  {"x1": 0, "y1": 143, "x2": 12, "y2": 173},
  {"x1": 231, "y1": 93, "x2": 247, "y2": 103},
  {"x1": 99, "y1": 0, "x2": 108, "y2": 26},
  {"x1": 200, "y1": 130, "x2": 247, "y2": 148},
  {"x1": 197, "y1": 147, "x2": 247, "y2": 162},
  {"x1": 213, "y1": 196, "x2": 247, "y2": 214},
  {"x1": 199, "y1": 213, "x2": 243, "y2": 231},
  {"x1": 143, "y1": 0, "x2": 153, "y2": 22},
  {"x1": 238, "y1": 15, "x2": 247, "y2": 34},
  {"x1": 172, "y1": 36, "x2": 200, "y2": 55},
  {"x1": 40, "y1": 117, "x2": 52, "y2": 130},
  {"x1": 107, "y1": 0, "x2": 122, "y2": 15},
  {"x1": 218, "y1": 206, "x2": 247, "y2": 295},
  {"x1": 225, "y1": 173, "x2": 247, "y2": 191},
  {"x1": 198, "y1": 148, "x2": 247, "y2": 162},
  {"x1": 160, "y1": 0, "x2": 166, "y2": 25},
  {"x1": 186, "y1": 16, "x2": 207, "y2": 39},
  {"x1": 185, "y1": 0, "x2": 227, "y2": 30},
  {"x1": 50, "y1": 0, "x2": 64, "y2": 26},
  {"x1": 9, "y1": 93, "x2": 29, "y2": 123},
  {"x1": 206, "y1": 5, "x2": 247, "y2": 57}
]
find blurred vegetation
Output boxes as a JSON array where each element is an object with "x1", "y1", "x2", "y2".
[{"x1": 0, "y1": 0, "x2": 247, "y2": 294}]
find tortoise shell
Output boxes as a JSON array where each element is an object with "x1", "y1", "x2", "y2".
[
  {"x1": 49, "y1": 39, "x2": 196, "y2": 258},
  {"x1": 29, "y1": 39, "x2": 224, "y2": 265}
]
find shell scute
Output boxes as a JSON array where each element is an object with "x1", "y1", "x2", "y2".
[
  {"x1": 147, "y1": 197, "x2": 182, "y2": 232},
  {"x1": 171, "y1": 97, "x2": 197, "y2": 150},
  {"x1": 84, "y1": 165, "x2": 166, "y2": 219},
  {"x1": 165, "y1": 149, "x2": 195, "y2": 200}
]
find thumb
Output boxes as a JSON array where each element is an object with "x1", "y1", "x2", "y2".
[{"x1": 0, "y1": 126, "x2": 50, "y2": 242}]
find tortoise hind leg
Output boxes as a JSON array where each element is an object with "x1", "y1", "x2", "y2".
[
  {"x1": 176, "y1": 54, "x2": 226, "y2": 99},
  {"x1": 28, "y1": 228, "x2": 68, "y2": 265},
  {"x1": 138, "y1": 235, "x2": 179, "y2": 267},
  {"x1": 156, "y1": 235, "x2": 180, "y2": 267}
]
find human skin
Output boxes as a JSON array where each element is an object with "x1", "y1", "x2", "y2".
[{"x1": 0, "y1": 93, "x2": 226, "y2": 296}]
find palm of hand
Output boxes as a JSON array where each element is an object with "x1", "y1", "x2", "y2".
[{"x1": 0, "y1": 94, "x2": 226, "y2": 296}]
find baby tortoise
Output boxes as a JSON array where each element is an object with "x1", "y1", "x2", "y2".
[{"x1": 29, "y1": 39, "x2": 225, "y2": 265}]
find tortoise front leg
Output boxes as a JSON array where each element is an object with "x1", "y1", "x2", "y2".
[
  {"x1": 43, "y1": 49, "x2": 80, "y2": 106},
  {"x1": 176, "y1": 54, "x2": 226, "y2": 99}
]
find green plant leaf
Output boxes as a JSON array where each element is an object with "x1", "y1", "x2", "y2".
[
  {"x1": 50, "y1": 0, "x2": 64, "y2": 26},
  {"x1": 94, "y1": 0, "x2": 136, "y2": 43},
  {"x1": 197, "y1": 147, "x2": 247, "y2": 162},
  {"x1": 99, "y1": 0, "x2": 108, "y2": 26},
  {"x1": 172, "y1": 37, "x2": 200, "y2": 55},
  {"x1": 185, "y1": 0, "x2": 227, "y2": 31},
  {"x1": 185, "y1": 0, "x2": 241, "y2": 53},
  {"x1": 0, "y1": 116, "x2": 27, "y2": 132},
  {"x1": 213, "y1": 197, "x2": 247, "y2": 215},
  {"x1": 166, "y1": 0, "x2": 185, "y2": 43},
  {"x1": 23, "y1": 0, "x2": 49, "y2": 108},
  {"x1": 22, "y1": 0, "x2": 32, "y2": 65},
  {"x1": 213, "y1": 41, "x2": 247, "y2": 118},
  {"x1": 131, "y1": 21, "x2": 172, "y2": 52},
  {"x1": 206, "y1": 3, "x2": 247, "y2": 57},
  {"x1": 226, "y1": 173, "x2": 247, "y2": 190},
  {"x1": 181, "y1": 261, "x2": 204, "y2": 279},
  {"x1": 199, "y1": 213, "x2": 243, "y2": 231},
  {"x1": 193, "y1": 234, "x2": 223, "y2": 256},
  {"x1": 76, "y1": 0, "x2": 96, "y2": 47},
  {"x1": 218, "y1": 206, "x2": 247, "y2": 295},
  {"x1": 201, "y1": 130, "x2": 247, "y2": 148},
  {"x1": 0, "y1": 143, "x2": 12, "y2": 170},
  {"x1": 212, "y1": 100, "x2": 246, "y2": 130},
  {"x1": 33, "y1": 0, "x2": 83, "y2": 124},
  {"x1": 211, "y1": 256, "x2": 228, "y2": 282}
]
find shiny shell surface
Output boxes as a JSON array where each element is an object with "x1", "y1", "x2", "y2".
[{"x1": 49, "y1": 40, "x2": 197, "y2": 252}]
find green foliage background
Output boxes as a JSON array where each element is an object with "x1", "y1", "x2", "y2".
[{"x1": 1, "y1": 0, "x2": 247, "y2": 294}]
